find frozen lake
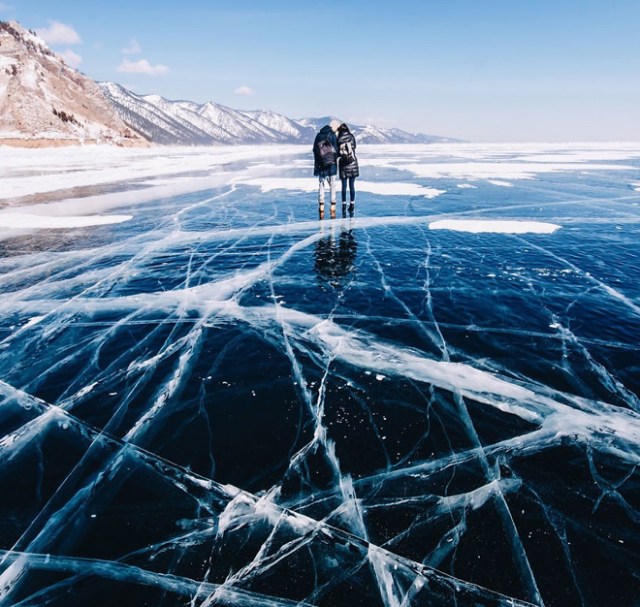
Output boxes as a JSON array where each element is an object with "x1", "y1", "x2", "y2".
[{"x1": 0, "y1": 142, "x2": 639, "y2": 606}]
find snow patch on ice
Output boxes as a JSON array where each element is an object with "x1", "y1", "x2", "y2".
[
  {"x1": 429, "y1": 220, "x2": 561, "y2": 234},
  {"x1": 0, "y1": 212, "x2": 133, "y2": 229},
  {"x1": 358, "y1": 181, "x2": 444, "y2": 198},
  {"x1": 0, "y1": 145, "x2": 306, "y2": 200},
  {"x1": 23, "y1": 316, "x2": 45, "y2": 328},
  {"x1": 239, "y1": 177, "x2": 445, "y2": 199},
  {"x1": 396, "y1": 161, "x2": 633, "y2": 181},
  {"x1": 239, "y1": 178, "x2": 316, "y2": 193}
]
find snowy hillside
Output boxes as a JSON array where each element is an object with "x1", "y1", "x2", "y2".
[
  {"x1": 99, "y1": 82, "x2": 316, "y2": 145},
  {"x1": 0, "y1": 21, "x2": 145, "y2": 146},
  {"x1": 100, "y1": 85, "x2": 460, "y2": 146}
]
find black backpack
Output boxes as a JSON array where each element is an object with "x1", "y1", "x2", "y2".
[{"x1": 315, "y1": 137, "x2": 336, "y2": 168}]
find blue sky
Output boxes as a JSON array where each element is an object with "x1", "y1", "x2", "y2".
[{"x1": 3, "y1": 0, "x2": 639, "y2": 142}]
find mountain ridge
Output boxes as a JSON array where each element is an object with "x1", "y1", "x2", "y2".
[
  {"x1": 0, "y1": 21, "x2": 146, "y2": 147},
  {"x1": 0, "y1": 19, "x2": 460, "y2": 147},
  {"x1": 100, "y1": 83, "x2": 460, "y2": 146}
]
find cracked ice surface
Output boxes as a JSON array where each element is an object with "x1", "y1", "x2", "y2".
[{"x1": 0, "y1": 142, "x2": 639, "y2": 606}]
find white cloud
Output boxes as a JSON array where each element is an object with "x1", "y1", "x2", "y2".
[
  {"x1": 122, "y1": 39, "x2": 141, "y2": 55},
  {"x1": 59, "y1": 49, "x2": 82, "y2": 68},
  {"x1": 117, "y1": 58, "x2": 169, "y2": 76},
  {"x1": 234, "y1": 85, "x2": 254, "y2": 96},
  {"x1": 36, "y1": 21, "x2": 81, "y2": 45}
]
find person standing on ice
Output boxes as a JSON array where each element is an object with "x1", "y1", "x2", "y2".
[
  {"x1": 336, "y1": 122, "x2": 359, "y2": 214},
  {"x1": 313, "y1": 119, "x2": 341, "y2": 214}
]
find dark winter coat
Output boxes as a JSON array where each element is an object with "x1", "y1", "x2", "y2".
[
  {"x1": 313, "y1": 125, "x2": 338, "y2": 178},
  {"x1": 336, "y1": 129, "x2": 360, "y2": 179}
]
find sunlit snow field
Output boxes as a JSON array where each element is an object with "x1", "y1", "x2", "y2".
[{"x1": 0, "y1": 142, "x2": 639, "y2": 607}]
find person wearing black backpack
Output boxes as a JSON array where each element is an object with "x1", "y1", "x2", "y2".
[
  {"x1": 336, "y1": 123, "x2": 359, "y2": 214},
  {"x1": 313, "y1": 120, "x2": 340, "y2": 213}
]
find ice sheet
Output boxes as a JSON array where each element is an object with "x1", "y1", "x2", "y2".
[{"x1": 0, "y1": 142, "x2": 639, "y2": 607}]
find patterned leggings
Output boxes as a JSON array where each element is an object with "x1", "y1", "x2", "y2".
[{"x1": 318, "y1": 175, "x2": 336, "y2": 204}]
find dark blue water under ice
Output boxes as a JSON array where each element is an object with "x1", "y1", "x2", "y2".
[{"x1": 0, "y1": 146, "x2": 639, "y2": 606}]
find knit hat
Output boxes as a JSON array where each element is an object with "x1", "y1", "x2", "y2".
[{"x1": 329, "y1": 119, "x2": 341, "y2": 132}]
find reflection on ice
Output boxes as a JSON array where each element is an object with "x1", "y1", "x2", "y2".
[
  {"x1": 0, "y1": 143, "x2": 639, "y2": 606},
  {"x1": 314, "y1": 221, "x2": 357, "y2": 288}
]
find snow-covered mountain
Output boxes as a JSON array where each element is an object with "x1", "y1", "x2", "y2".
[
  {"x1": 0, "y1": 18, "x2": 458, "y2": 147},
  {"x1": 0, "y1": 21, "x2": 146, "y2": 147},
  {"x1": 99, "y1": 82, "x2": 314, "y2": 145},
  {"x1": 296, "y1": 116, "x2": 459, "y2": 145},
  {"x1": 100, "y1": 85, "x2": 460, "y2": 146}
]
